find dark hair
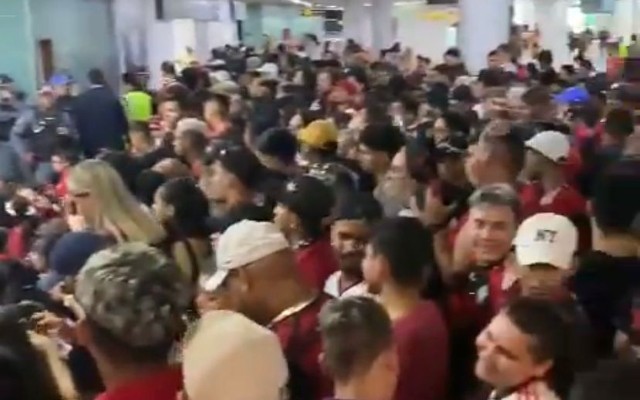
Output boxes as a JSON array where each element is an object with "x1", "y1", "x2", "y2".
[
  {"x1": 478, "y1": 68, "x2": 510, "y2": 88},
  {"x1": 504, "y1": 298, "x2": 577, "y2": 399},
  {"x1": 96, "y1": 150, "x2": 141, "y2": 194},
  {"x1": 135, "y1": 169, "x2": 167, "y2": 207},
  {"x1": 488, "y1": 49, "x2": 499, "y2": 57},
  {"x1": 161, "y1": 61, "x2": 176, "y2": 76},
  {"x1": 370, "y1": 217, "x2": 433, "y2": 287},
  {"x1": 0, "y1": 228, "x2": 7, "y2": 253},
  {"x1": 87, "y1": 68, "x2": 106, "y2": 86},
  {"x1": 592, "y1": 159, "x2": 640, "y2": 235},
  {"x1": 359, "y1": 123, "x2": 405, "y2": 159},
  {"x1": 439, "y1": 111, "x2": 471, "y2": 135},
  {"x1": 444, "y1": 47, "x2": 461, "y2": 58},
  {"x1": 255, "y1": 127, "x2": 297, "y2": 165},
  {"x1": 604, "y1": 107, "x2": 634, "y2": 140},
  {"x1": 496, "y1": 43, "x2": 510, "y2": 54},
  {"x1": 0, "y1": 306, "x2": 65, "y2": 400},
  {"x1": 122, "y1": 72, "x2": 142, "y2": 90},
  {"x1": 569, "y1": 359, "x2": 640, "y2": 400},
  {"x1": 319, "y1": 297, "x2": 393, "y2": 382},
  {"x1": 158, "y1": 178, "x2": 210, "y2": 238},
  {"x1": 52, "y1": 136, "x2": 81, "y2": 165},
  {"x1": 538, "y1": 50, "x2": 554, "y2": 66}
]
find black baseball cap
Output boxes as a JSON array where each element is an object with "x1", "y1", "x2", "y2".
[{"x1": 277, "y1": 175, "x2": 335, "y2": 221}]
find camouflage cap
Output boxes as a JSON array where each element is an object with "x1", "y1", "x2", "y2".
[{"x1": 75, "y1": 242, "x2": 191, "y2": 348}]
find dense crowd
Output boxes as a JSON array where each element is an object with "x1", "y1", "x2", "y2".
[{"x1": 0, "y1": 35, "x2": 640, "y2": 400}]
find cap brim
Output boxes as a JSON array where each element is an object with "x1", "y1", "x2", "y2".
[
  {"x1": 202, "y1": 269, "x2": 229, "y2": 292},
  {"x1": 38, "y1": 271, "x2": 65, "y2": 292}
]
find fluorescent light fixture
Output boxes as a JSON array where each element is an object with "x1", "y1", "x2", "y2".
[{"x1": 289, "y1": 0, "x2": 313, "y2": 6}]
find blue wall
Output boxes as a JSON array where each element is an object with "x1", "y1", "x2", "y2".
[
  {"x1": 0, "y1": 0, "x2": 37, "y2": 95},
  {"x1": 28, "y1": 0, "x2": 120, "y2": 88}
]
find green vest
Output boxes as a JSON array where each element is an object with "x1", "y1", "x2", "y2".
[{"x1": 123, "y1": 91, "x2": 152, "y2": 122}]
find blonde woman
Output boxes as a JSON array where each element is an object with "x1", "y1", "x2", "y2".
[{"x1": 67, "y1": 159, "x2": 167, "y2": 245}]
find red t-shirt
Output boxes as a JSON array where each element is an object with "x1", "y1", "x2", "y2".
[
  {"x1": 55, "y1": 168, "x2": 70, "y2": 199},
  {"x1": 270, "y1": 294, "x2": 333, "y2": 400},
  {"x1": 95, "y1": 366, "x2": 182, "y2": 400},
  {"x1": 519, "y1": 182, "x2": 587, "y2": 218},
  {"x1": 393, "y1": 301, "x2": 449, "y2": 400},
  {"x1": 295, "y1": 237, "x2": 338, "y2": 291}
]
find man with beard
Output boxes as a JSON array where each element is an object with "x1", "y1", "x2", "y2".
[{"x1": 325, "y1": 191, "x2": 383, "y2": 298}]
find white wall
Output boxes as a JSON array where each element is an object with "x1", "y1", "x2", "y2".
[
  {"x1": 112, "y1": 0, "x2": 238, "y2": 89},
  {"x1": 394, "y1": 4, "x2": 456, "y2": 62}
]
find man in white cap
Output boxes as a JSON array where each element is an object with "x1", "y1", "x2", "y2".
[
  {"x1": 183, "y1": 310, "x2": 288, "y2": 400},
  {"x1": 514, "y1": 212, "x2": 596, "y2": 369},
  {"x1": 520, "y1": 130, "x2": 587, "y2": 247},
  {"x1": 204, "y1": 220, "x2": 332, "y2": 400},
  {"x1": 514, "y1": 212, "x2": 578, "y2": 300}
]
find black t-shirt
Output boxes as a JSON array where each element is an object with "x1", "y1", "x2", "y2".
[
  {"x1": 571, "y1": 251, "x2": 640, "y2": 357},
  {"x1": 137, "y1": 140, "x2": 176, "y2": 170}
]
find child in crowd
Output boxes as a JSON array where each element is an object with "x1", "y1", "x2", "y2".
[
  {"x1": 50, "y1": 142, "x2": 80, "y2": 200},
  {"x1": 319, "y1": 297, "x2": 398, "y2": 400}
]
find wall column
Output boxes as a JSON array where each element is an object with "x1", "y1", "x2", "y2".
[{"x1": 458, "y1": 0, "x2": 511, "y2": 74}]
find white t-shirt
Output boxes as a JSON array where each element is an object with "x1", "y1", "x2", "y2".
[
  {"x1": 324, "y1": 271, "x2": 369, "y2": 298},
  {"x1": 488, "y1": 381, "x2": 560, "y2": 400}
]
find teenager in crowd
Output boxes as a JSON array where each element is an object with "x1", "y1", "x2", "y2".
[
  {"x1": 363, "y1": 217, "x2": 449, "y2": 400},
  {"x1": 319, "y1": 297, "x2": 398, "y2": 400},
  {"x1": 476, "y1": 298, "x2": 578, "y2": 400},
  {"x1": 326, "y1": 190, "x2": 382, "y2": 298},
  {"x1": 274, "y1": 175, "x2": 338, "y2": 291}
]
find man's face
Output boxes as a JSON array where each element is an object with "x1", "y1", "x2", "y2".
[
  {"x1": 37, "y1": 93, "x2": 55, "y2": 110},
  {"x1": 519, "y1": 264, "x2": 568, "y2": 299},
  {"x1": 51, "y1": 155, "x2": 69, "y2": 173},
  {"x1": 523, "y1": 149, "x2": 545, "y2": 180},
  {"x1": 475, "y1": 312, "x2": 552, "y2": 390},
  {"x1": 358, "y1": 145, "x2": 388, "y2": 175},
  {"x1": 331, "y1": 220, "x2": 370, "y2": 276},
  {"x1": 160, "y1": 101, "x2": 181, "y2": 128},
  {"x1": 378, "y1": 148, "x2": 414, "y2": 205},
  {"x1": 468, "y1": 204, "x2": 517, "y2": 265},
  {"x1": 487, "y1": 55, "x2": 501, "y2": 69}
]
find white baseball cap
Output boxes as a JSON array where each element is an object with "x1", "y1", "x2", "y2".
[
  {"x1": 525, "y1": 130, "x2": 570, "y2": 162},
  {"x1": 256, "y1": 63, "x2": 279, "y2": 80},
  {"x1": 514, "y1": 213, "x2": 578, "y2": 270},
  {"x1": 204, "y1": 220, "x2": 289, "y2": 291},
  {"x1": 183, "y1": 310, "x2": 288, "y2": 400}
]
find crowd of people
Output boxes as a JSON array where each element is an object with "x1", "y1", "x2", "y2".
[{"x1": 0, "y1": 34, "x2": 640, "y2": 400}]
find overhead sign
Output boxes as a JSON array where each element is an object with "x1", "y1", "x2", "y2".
[
  {"x1": 300, "y1": 8, "x2": 325, "y2": 17},
  {"x1": 420, "y1": 9, "x2": 459, "y2": 23},
  {"x1": 581, "y1": 0, "x2": 616, "y2": 13}
]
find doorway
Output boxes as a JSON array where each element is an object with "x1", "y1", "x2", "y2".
[{"x1": 37, "y1": 39, "x2": 55, "y2": 83}]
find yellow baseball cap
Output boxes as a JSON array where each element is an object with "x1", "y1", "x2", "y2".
[{"x1": 298, "y1": 120, "x2": 339, "y2": 150}]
